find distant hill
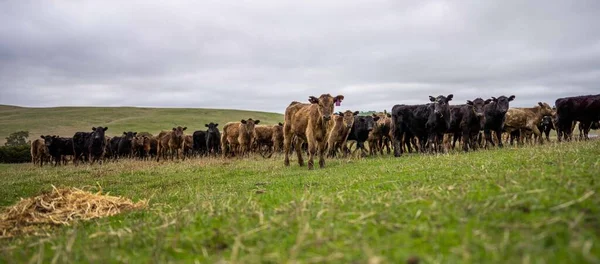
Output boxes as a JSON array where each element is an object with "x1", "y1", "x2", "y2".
[{"x1": 0, "y1": 105, "x2": 283, "y2": 143}]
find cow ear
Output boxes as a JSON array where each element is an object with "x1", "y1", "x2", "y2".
[
  {"x1": 334, "y1": 95, "x2": 344, "y2": 103},
  {"x1": 241, "y1": 119, "x2": 247, "y2": 124},
  {"x1": 466, "y1": 100, "x2": 473, "y2": 105},
  {"x1": 133, "y1": 132, "x2": 137, "y2": 135},
  {"x1": 484, "y1": 99, "x2": 492, "y2": 105},
  {"x1": 387, "y1": 113, "x2": 391, "y2": 117},
  {"x1": 353, "y1": 111, "x2": 359, "y2": 116},
  {"x1": 172, "y1": 127, "x2": 176, "y2": 131},
  {"x1": 509, "y1": 95, "x2": 515, "y2": 101},
  {"x1": 123, "y1": 132, "x2": 127, "y2": 135},
  {"x1": 183, "y1": 127, "x2": 187, "y2": 131},
  {"x1": 446, "y1": 94, "x2": 454, "y2": 101},
  {"x1": 254, "y1": 120, "x2": 260, "y2": 124},
  {"x1": 205, "y1": 124, "x2": 209, "y2": 127},
  {"x1": 92, "y1": 127, "x2": 96, "y2": 131},
  {"x1": 308, "y1": 96, "x2": 319, "y2": 104},
  {"x1": 429, "y1": 96, "x2": 436, "y2": 102},
  {"x1": 215, "y1": 123, "x2": 218, "y2": 127},
  {"x1": 278, "y1": 122, "x2": 283, "y2": 126},
  {"x1": 104, "y1": 127, "x2": 108, "y2": 131},
  {"x1": 374, "y1": 116, "x2": 380, "y2": 121},
  {"x1": 338, "y1": 111, "x2": 343, "y2": 115},
  {"x1": 491, "y1": 97, "x2": 497, "y2": 102},
  {"x1": 538, "y1": 102, "x2": 544, "y2": 107},
  {"x1": 40, "y1": 135, "x2": 45, "y2": 139}
]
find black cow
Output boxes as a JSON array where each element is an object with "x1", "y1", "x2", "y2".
[
  {"x1": 425, "y1": 94, "x2": 453, "y2": 153},
  {"x1": 205, "y1": 123, "x2": 221, "y2": 156},
  {"x1": 536, "y1": 116, "x2": 554, "y2": 142},
  {"x1": 117, "y1": 132, "x2": 137, "y2": 158},
  {"x1": 578, "y1": 120, "x2": 600, "y2": 140},
  {"x1": 86, "y1": 127, "x2": 108, "y2": 164},
  {"x1": 109, "y1": 137, "x2": 121, "y2": 160},
  {"x1": 346, "y1": 115, "x2": 379, "y2": 156},
  {"x1": 73, "y1": 132, "x2": 92, "y2": 165},
  {"x1": 455, "y1": 98, "x2": 490, "y2": 152},
  {"x1": 555, "y1": 94, "x2": 600, "y2": 141},
  {"x1": 193, "y1": 130, "x2": 208, "y2": 156},
  {"x1": 391, "y1": 105, "x2": 419, "y2": 156},
  {"x1": 41, "y1": 135, "x2": 74, "y2": 166},
  {"x1": 483, "y1": 95, "x2": 515, "y2": 148}
]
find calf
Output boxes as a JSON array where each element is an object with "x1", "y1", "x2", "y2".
[
  {"x1": 133, "y1": 135, "x2": 151, "y2": 160},
  {"x1": 205, "y1": 123, "x2": 221, "y2": 156},
  {"x1": 483, "y1": 95, "x2": 515, "y2": 148},
  {"x1": 253, "y1": 124, "x2": 275, "y2": 154},
  {"x1": 283, "y1": 94, "x2": 344, "y2": 169},
  {"x1": 221, "y1": 119, "x2": 260, "y2": 158},
  {"x1": 346, "y1": 115, "x2": 379, "y2": 156},
  {"x1": 30, "y1": 138, "x2": 49, "y2": 167},
  {"x1": 457, "y1": 98, "x2": 490, "y2": 152},
  {"x1": 118, "y1": 132, "x2": 137, "y2": 158},
  {"x1": 193, "y1": 130, "x2": 208, "y2": 156},
  {"x1": 73, "y1": 132, "x2": 92, "y2": 165},
  {"x1": 555, "y1": 94, "x2": 600, "y2": 141},
  {"x1": 503, "y1": 102, "x2": 554, "y2": 145},
  {"x1": 425, "y1": 94, "x2": 453, "y2": 153},
  {"x1": 41, "y1": 135, "x2": 74, "y2": 166},
  {"x1": 272, "y1": 123, "x2": 284, "y2": 153},
  {"x1": 85, "y1": 126, "x2": 108, "y2": 164},
  {"x1": 184, "y1": 135, "x2": 194, "y2": 157},
  {"x1": 326, "y1": 110, "x2": 357, "y2": 157},
  {"x1": 535, "y1": 116, "x2": 554, "y2": 142},
  {"x1": 368, "y1": 112, "x2": 392, "y2": 155},
  {"x1": 109, "y1": 137, "x2": 121, "y2": 160},
  {"x1": 157, "y1": 126, "x2": 187, "y2": 161},
  {"x1": 390, "y1": 105, "x2": 420, "y2": 156}
]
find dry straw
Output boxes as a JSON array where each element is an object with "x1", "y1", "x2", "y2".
[{"x1": 0, "y1": 185, "x2": 147, "y2": 238}]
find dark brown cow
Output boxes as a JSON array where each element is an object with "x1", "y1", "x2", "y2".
[
  {"x1": 30, "y1": 138, "x2": 49, "y2": 166},
  {"x1": 326, "y1": 110, "x2": 357, "y2": 157},
  {"x1": 184, "y1": 135, "x2": 193, "y2": 157},
  {"x1": 504, "y1": 102, "x2": 554, "y2": 145},
  {"x1": 283, "y1": 94, "x2": 344, "y2": 169},
  {"x1": 272, "y1": 123, "x2": 284, "y2": 153},
  {"x1": 156, "y1": 126, "x2": 187, "y2": 161},
  {"x1": 368, "y1": 111, "x2": 392, "y2": 155},
  {"x1": 253, "y1": 125, "x2": 275, "y2": 152},
  {"x1": 221, "y1": 119, "x2": 260, "y2": 158}
]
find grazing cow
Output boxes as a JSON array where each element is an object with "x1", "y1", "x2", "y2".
[
  {"x1": 535, "y1": 116, "x2": 554, "y2": 142},
  {"x1": 368, "y1": 112, "x2": 393, "y2": 155},
  {"x1": 456, "y1": 98, "x2": 491, "y2": 152},
  {"x1": 30, "y1": 138, "x2": 49, "y2": 166},
  {"x1": 555, "y1": 94, "x2": 600, "y2": 141},
  {"x1": 85, "y1": 126, "x2": 108, "y2": 164},
  {"x1": 326, "y1": 111, "x2": 357, "y2": 158},
  {"x1": 503, "y1": 102, "x2": 554, "y2": 145},
  {"x1": 283, "y1": 94, "x2": 344, "y2": 169},
  {"x1": 117, "y1": 132, "x2": 137, "y2": 158},
  {"x1": 73, "y1": 132, "x2": 92, "y2": 165},
  {"x1": 390, "y1": 105, "x2": 420, "y2": 156},
  {"x1": 221, "y1": 119, "x2": 260, "y2": 158},
  {"x1": 193, "y1": 130, "x2": 208, "y2": 156},
  {"x1": 41, "y1": 136, "x2": 74, "y2": 166},
  {"x1": 157, "y1": 126, "x2": 187, "y2": 161},
  {"x1": 272, "y1": 123, "x2": 284, "y2": 153},
  {"x1": 483, "y1": 95, "x2": 515, "y2": 148},
  {"x1": 346, "y1": 115, "x2": 379, "y2": 157},
  {"x1": 205, "y1": 123, "x2": 221, "y2": 156}
]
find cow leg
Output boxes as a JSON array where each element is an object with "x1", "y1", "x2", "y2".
[
  {"x1": 318, "y1": 140, "x2": 326, "y2": 168},
  {"x1": 531, "y1": 126, "x2": 542, "y2": 145},
  {"x1": 293, "y1": 138, "x2": 304, "y2": 166}
]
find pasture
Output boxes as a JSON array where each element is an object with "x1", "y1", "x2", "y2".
[{"x1": 1, "y1": 140, "x2": 599, "y2": 263}]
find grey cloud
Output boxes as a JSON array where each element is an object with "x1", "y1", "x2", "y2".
[{"x1": 1, "y1": 0, "x2": 600, "y2": 114}]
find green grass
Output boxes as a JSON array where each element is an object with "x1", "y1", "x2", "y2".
[
  {"x1": 0, "y1": 105, "x2": 283, "y2": 143},
  {"x1": 1, "y1": 141, "x2": 600, "y2": 263}
]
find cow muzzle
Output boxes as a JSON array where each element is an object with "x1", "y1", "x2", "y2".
[
  {"x1": 476, "y1": 113, "x2": 484, "y2": 117},
  {"x1": 323, "y1": 115, "x2": 331, "y2": 121}
]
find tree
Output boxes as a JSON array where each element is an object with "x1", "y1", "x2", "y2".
[{"x1": 5, "y1": 131, "x2": 29, "y2": 147}]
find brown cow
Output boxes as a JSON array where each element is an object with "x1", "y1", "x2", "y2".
[
  {"x1": 156, "y1": 126, "x2": 187, "y2": 161},
  {"x1": 30, "y1": 138, "x2": 50, "y2": 166},
  {"x1": 253, "y1": 125, "x2": 275, "y2": 153},
  {"x1": 326, "y1": 110, "x2": 357, "y2": 158},
  {"x1": 184, "y1": 135, "x2": 193, "y2": 157},
  {"x1": 221, "y1": 119, "x2": 260, "y2": 158},
  {"x1": 133, "y1": 135, "x2": 152, "y2": 160},
  {"x1": 272, "y1": 123, "x2": 284, "y2": 153},
  {"x1": 368, "y1": 111, "x2": 392, "y2": 155},
  {"x1": 283, "y1": 94, "x2": 344, "y2": 169},
  {"x1": 503, "y1": 102, "x2": 554, "y2": 145}
]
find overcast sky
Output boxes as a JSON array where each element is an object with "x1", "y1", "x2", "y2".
[{"x1": 1, "y1": 1, "x2": 599, "y2": 113}]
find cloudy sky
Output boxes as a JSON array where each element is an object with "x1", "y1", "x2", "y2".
[{"x1": 1, "y1": 1, "x2": 599, "y2": 113}]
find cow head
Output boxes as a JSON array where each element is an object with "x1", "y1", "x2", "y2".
[
  {"x1": 41, "y1": 135, "x2": 58, "y2": 147},
  {"x1": 491, "y1": 95, "x2": 515, "y2": 114},
  {"x1": 278, "y1": 122, "x2": 283, "y2": 127},
  {"x1": 122, "y1": 131, "x2": 137, "y2": 141},
  {"x1": 240, "y1": 119, "x2": 259, "y2": 134},
  {"x1": 309, "y1": 94, "x2": 345, "y2": 122},
  {"x1": 466, "y1": 98, "x2": 491, "y2": 118},
  {"x1": 171, "y1": 126, "x2": 187, "y2": 140},
  {"x1": 355, "y1": 115, "x2": 379, "y2": 132},
  {"x1": 540, "y1": 115, "x2": 553, "y2": 127},
  {"x1": 205, "y1": 123, "x2": 219, "y2": 136},
  {"x1": 91, "y1": 126, "x2": 108, "y2": 140},
  {"x1": 338, "y1": 110, "x2": 358, "y2": 129},
  {"x1": 429, "y1": 94, "x2": 453, "y2": 117},
  {"x1": 537, "y1": 102, "x2": 553, "y2": 116}
]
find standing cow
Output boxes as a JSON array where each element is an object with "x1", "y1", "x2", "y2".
[
  {"x1": 221, "y1": 119, "x2": 260, "y2": 158},
  {"x1": 503, "y1": 102, "x2": 554, "y2": 145},
  {"x1": 30, "y1": 138, "x2": 50, "y2": 167},
  {"x1": 86, "y1": 126, "x2": 108, "y2": 164},
  {"x1": 555, "y1": 94, "x2": 600, "y2": 141},
  {"x1": 157, "y1": 126, "x2": 187, "y2": 161},
  {"x1": 326, "y1": 111, "x2": 357, "y2": 158},
  {"x1": 205, "y1": 123, "x2": 221, "y2": 156},
  {"x1": 283, "y1": 94, "x2": 344, "y2": 169},
  {"x1": 483, "y1": 95, "x2": 515, "y2": 148}
]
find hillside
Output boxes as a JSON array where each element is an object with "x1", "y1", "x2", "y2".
[{"x1": 0, "y1": 105, "x2": 283, "y2": 142}]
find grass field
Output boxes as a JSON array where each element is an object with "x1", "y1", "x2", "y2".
[
  {"x1": 0, "y1": 105, "x2": 284, "y2": 144},
  {"x1": 1, "y1": 140, "x2": 599, "y2": 263}
]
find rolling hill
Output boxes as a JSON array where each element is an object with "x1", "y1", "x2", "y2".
[{"x1": 0, "y1": 105, "x2": 283, "y2": 143}]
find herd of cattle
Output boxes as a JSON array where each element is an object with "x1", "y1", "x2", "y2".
[{"x1": 29, "y1": 93, "x2": 599, "y2": 169}]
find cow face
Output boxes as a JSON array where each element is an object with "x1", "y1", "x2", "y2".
[
  {"x1": 240, "y1": 119, "x2": 259, "y2": 134},
  {"x1": 429, "y1": 94, "x2": 453, "y2": 117},
  {"x1": 491, "y1": 95, "x2": 515, "y2": 114},
  {"x1": 205, "y1": 123, "x2": 219, "y2": 136},
  {"x1": 309, "y1": 94, "x2": 345, "y2": 121},
  {"x1": 355, "y1": 115, "x2": 378, "y2": 132},
  {"x1": 91, "y1": 126, "x2": 108, "y2": 140},
  {"x1": 538, "y1": 102, "x2": 553, "y2": 116},
  {"x1": 171, "y1": 126, "x2": 187, "y2": 139},
  {"x1": 41, "y1": 135, "x2": 57, "y2": 147},
  {"x1": 122, "y1": 131, "x2": 137, "y2": 141},
  {"x1": 466, "y1": 98, "x2": 491, "y2": 118},
  {"x1": 540, "y1": 116, "x2": 553, "y2": 127}
]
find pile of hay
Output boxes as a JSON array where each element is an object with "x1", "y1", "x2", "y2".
[{"x1": 0, "y1": 185, "x2": 147, "y2": 238}]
